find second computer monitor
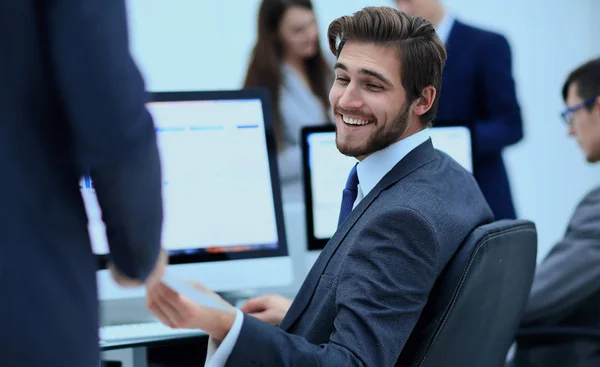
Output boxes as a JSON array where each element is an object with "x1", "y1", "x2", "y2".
[
  {"x1": 301, "y1": 123, "x2": 474, "y2": 251},
  {"x1": 85, "y1": 89, "x2": 293, "y2": 300}
]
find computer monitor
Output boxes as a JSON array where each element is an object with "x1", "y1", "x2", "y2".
[
  {"x1": 84, "y1": 89, "x2": 293, "y2": 300},
  {"x1": 301, "y1": 123, "x2": 474, "y2": 252}
]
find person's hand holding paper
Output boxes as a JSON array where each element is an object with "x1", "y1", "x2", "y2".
[{"x1": 146, "y1": 274, "x2": 237, "y2": 341}]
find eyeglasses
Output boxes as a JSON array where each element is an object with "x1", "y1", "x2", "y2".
[{"x1": 561, "y1": 97, "x2": 597, "y2": 126}]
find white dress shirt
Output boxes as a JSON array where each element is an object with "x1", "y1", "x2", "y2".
[
  {"x1": 435, "y1": 12, "x2": 455, "y2": 45},
  {"x1": 204, "y1": 128, "x2": 432, "y2": 366},
  {"x1": 204, "y1": 309, "x2": 244, "y2": 367}
]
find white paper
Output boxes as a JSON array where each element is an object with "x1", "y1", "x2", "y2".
[{"x1": 161, "y1": 273, "x2": 231, "y2": 312}]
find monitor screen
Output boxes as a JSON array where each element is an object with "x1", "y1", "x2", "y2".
[
  {"x1": 87, "y1": 89, "x2": 292, "y2": 298},
  {"x1": 302, "y1": 124, "x2": 473, "y2": 251}
]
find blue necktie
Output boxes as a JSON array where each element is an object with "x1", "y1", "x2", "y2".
[{"x1": 337, "y1": 164, "x2": 359, "y2": 228}]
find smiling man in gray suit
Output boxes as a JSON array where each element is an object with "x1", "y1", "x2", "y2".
[
  {"x1": 515, "y1": 57, "x2": 600, "y2": 367},
  {"x1": 146, "y1": 7, "x2": 493, "y2": 367}
]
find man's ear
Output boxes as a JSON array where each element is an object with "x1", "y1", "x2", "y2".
[{"x1": 412, "y1": 85, "x2": 436, "y2": 117}]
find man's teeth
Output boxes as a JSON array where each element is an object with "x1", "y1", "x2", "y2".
[{"x1": 343, "y1": 116, "x2": 371, "y2": 125}]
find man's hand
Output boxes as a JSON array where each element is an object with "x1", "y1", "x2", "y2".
[
  {"x1": 109, "y1": 248, "x2": 168, "y2": 288},
  {"x1": 240, "y1": 294, "x2": 292, "y2": 326},
  {"x1": 146, "y1": 281, "x2": 237, "y2": 341}
]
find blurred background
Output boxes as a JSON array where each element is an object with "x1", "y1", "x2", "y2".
[{"x1": 125, "y1": 0, "x2": 599, "y2": 261}]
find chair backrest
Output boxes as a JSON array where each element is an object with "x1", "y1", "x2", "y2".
[{"x1": 397, "y1": 219, "x2": 538, "y2": 367}]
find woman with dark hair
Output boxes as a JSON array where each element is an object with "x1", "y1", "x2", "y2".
[{"x1": 244, "y1": 0, "x2": 334, "y2": 202}]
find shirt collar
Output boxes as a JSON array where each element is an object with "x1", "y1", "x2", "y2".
[
  {"x1": 356, "y1": 128, "x2": 431, "y2": 198},
  {"x1": 436, "y1": 12, "x2": 455, "y2": 44}
]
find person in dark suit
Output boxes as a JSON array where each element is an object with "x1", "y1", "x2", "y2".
[
  {"x1": 146, "y1": 7, "x2": 492, "y2": 366},
  {"x1": 0, "y1": 1, "x2": 167, "y2": 366},
  {"x1": 512, "y1": 57, "x2": 600, "y2": 367},
  {"x1": 396, "y1": 0, "x2": 523, "y2": 220}
]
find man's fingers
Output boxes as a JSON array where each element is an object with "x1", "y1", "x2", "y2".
[
  {"x1": 156, "y1": 283, "x2": 196, "y2": 325},
  {"x1": 240, "y1": 296, "x2": 270, "y2": 313},
  {"x1": 147, "y1": 290, "x2": 179, "y2": 328},
  {"x1": 149, "y1": 302, "x2": 176, "y2": 328}
]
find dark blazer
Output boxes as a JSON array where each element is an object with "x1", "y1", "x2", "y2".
[
  {"x1": 225, "y1": 139, "x2": 493, "y2": 366},
  {"x1": 515, "y1": 187, "x2": 600, "y2": 366},
  {"x1": 436, "y1": 20, "x2": 523, "y2": 220},
  {"x1": 0, "y1": 1, "x2": 163, "y2": 366}
]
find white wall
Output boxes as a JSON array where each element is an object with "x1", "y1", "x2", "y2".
[
  {"x1": 125, "y1": 0, "x2": 391, "y2": 91},
  {"x1": 125, "y1": 0, "x2": 599, "y2": 260}
]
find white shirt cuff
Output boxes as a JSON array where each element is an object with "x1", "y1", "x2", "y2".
[{"x1": 204, "y1": 309, "x2": 244, "y2": 367}]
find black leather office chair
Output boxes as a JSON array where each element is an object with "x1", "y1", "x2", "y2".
[{"x1": 397, "y1": 219, "x2": 538, "y2": 367}]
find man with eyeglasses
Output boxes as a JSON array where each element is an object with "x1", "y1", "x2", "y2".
[{"x1": 513, "y1": 57, "x2": 600, "y2": 367}]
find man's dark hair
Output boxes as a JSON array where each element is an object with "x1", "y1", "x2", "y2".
[
  {"x1": 562, "y1": 57, "x2": 600, "y2": 107},
  {"x1": 327, "y1": 6, "x2": 447, "y2": 126}
]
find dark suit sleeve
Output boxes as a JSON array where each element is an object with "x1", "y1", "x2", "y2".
[
  {"x1": 44, "y1": 0, "x2": 163, "y2": 280},
  {"x1": 225, "y1": 208, "x2": 440, "y2": 367},
  {"x1": 474, "y1": 33, "x2": 523, "y2": 157},
  {"x1": 522, "y1": 190, "x2": 600, "y2": 325}
]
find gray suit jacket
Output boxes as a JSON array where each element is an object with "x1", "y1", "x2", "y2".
[
  {"x1": 226, "y1": 139, "x2": 493, "y2": 366},
  {"x1": 523, "y1": 186, "x2": 600, "y2": 326},
  {"x1": 515, "y1": 187, "x2": 600, "y2": 366}
]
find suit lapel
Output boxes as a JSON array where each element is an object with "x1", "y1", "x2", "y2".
[{"x1": 280, "y1": 139, "x2": 437, "y2": 331}]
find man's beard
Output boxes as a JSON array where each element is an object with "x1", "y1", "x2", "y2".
[{"x1": 335, "y1": 103, "x2": 410, "y2": 158}]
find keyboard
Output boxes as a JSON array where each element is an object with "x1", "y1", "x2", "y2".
[{"x1": 100, "y1": 322, "x2": 205, "y2": 343}]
